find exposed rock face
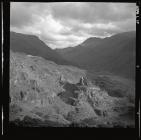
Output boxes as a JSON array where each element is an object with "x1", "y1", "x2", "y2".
[{"x1": 9, "y1": 51, "x2": 135, "y2": 127}]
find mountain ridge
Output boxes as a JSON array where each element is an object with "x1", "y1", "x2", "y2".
[
  {"x1": 10, "y1": 31, "x2": 74, "y2": 66},
  {"x1": 56, "y1": 31, "x2": 136, "y2": 80}
]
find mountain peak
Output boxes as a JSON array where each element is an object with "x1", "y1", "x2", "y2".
[
  {"x1": 56, "y1": 31, "x2": 136, "y2": 79},
  {"x1": 82, "y1": 37, "x2": 102, "y2": 44}
]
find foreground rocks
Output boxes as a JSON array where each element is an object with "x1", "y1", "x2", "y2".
[{"x1": 9, "y1": 51, "x2": 135, "y2": 127}]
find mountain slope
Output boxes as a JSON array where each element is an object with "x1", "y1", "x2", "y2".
[
  {"x1": 56, "y1": 31, "x2": 136, "y2": 79},
  {"x1": 10, "y1": 51, "x2": 135, "y2": 127},
  {"x1": 10, "y1": 32, "x2": 72, "y2": 65}
]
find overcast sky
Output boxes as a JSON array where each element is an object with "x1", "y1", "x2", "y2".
[{"x1": 10, "y1": 2, "x2": 136, "y2": 49}]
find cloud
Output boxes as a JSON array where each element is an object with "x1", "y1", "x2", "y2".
[
  {"x1": 10, "y1": 2, "x2": 136, "y2": 49},
  {"x1": 50, "y1": 2, "x2": 136, "y2": 24}
]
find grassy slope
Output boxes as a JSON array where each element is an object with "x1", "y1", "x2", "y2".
[
  {"x1": 10, "y1": 32, "x2": 75, "y2": 66},
  {"x1": 56, "y1": 31, "x2": 136, "y2": 80}
]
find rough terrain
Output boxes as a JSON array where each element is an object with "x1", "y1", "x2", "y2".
[{"x1": 10, "y1": 51, "x2": 135, "y2": 127}]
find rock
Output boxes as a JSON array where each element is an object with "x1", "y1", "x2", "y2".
[
  {"x1": 9, "y1": 51, "x2": 135, "y2": 127},
  {"x1": 77, "y1": 77, "x2": 88, "y2": 86},
  {"x1": 67, "y1": 101, "x2": 97, "y2": 122}
]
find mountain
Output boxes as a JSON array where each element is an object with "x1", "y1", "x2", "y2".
[
  {"x1": 10, "y1": 32, "x2": 72, "y2": 65},
  {"x1": 10, "y1": 51, "x2": 135, "y2": 127},
  {"x1": 56, "y1": 31, "x2": 136, "y2": 80}
]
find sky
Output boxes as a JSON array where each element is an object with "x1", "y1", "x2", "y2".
[{"x1": 10, "y1": 2, "x2": 136, "y2": 49}]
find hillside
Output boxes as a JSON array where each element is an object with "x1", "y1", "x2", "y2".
[
  {"x1": 56, "y1": 31, "x2": 136, "y2": 80},
  {"x1": 9, "y1": 51, "x2": 135, "y2": 127},
  {"x1": 10, "y1": 32, "x2": 73, "y2": 65}
]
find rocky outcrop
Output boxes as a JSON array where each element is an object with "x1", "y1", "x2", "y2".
[{"x1": 9, "y1": 51, "x2": 135, "y2": 127}]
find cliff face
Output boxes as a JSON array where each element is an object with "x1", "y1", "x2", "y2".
[{"x1": 10, "y1": 51, "x2": 135, "y2": 127}]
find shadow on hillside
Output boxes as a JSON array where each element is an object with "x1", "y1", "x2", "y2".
[
  {"x1": 58, "y1": 82, "x2": 80, "y2": 106},
  {"x1": 57, "y1": 77, "x2": 88, "y2": 106},
  {"x1": 86, "y1": 72, "x2": 135, "y2": 102}
]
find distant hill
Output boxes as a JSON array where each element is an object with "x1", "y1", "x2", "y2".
[
  {"x1": 10, "y1": 32, "x2": 72, "y2": 65},
  {"x1": 56, "y1": 31, "x2": 136, "y2": 80}
]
